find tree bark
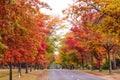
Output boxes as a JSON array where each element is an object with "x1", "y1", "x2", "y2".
[
  {"x1": 9, "y1": 62, "x2": 12, "y2": 80},
  {"x1": 76, "y1": 62, "x2": 78, "y2": 69},
  {"x1": 81, "y1": 54, "x2": 84, "y2": 70},
  {"x1": 30, "y1": 65, "x2": 32, "y2": 72},
  {"x1": 103, "y1": 42, "x2": 113, "y2": 74},
  {"x1": 37, "y1": 64, "x2": 40, "y2": 70},
  {"x1": 18, "y1": 63, "x2": 21, "y2": 77},
  {"x1": 108, "y1": 50, "x2": 112, "y2": 74},
  {"x1": 99, "y1": 59, "x2": 102, "y2": 72},
  {"x1": 2, "y1": 63, "x2": 5, "y2": 69},
  {"x1": 91, "y1": 52, "x2": 94, "y2": 71},
  {"x1": 112, "y1": 52, "x2": 117, "y2": 70},
  {"x1": 25, "y1": 62, "x2": 28, "y2": 73},
  {"x1": 34, "y1": 62, "x2": 37, "y2": 70}
]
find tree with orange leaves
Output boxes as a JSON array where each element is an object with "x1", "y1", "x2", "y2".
[{"x1": 0, "y1": 0, "x2": 53, "y2": 80}]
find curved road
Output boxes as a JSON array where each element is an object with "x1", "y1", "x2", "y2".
[{"x1": 48, "y1": 69, "x2": 106, "y2": 80}]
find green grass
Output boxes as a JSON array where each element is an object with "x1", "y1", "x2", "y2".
[{"x1": 0, "y1": 69, "x2": 47, "y2": 80}]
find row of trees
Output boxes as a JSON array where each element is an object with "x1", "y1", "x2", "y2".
[
  {"x1": 56, "y1": 0, "x2": 120, "y2": 73},
  {"x1": 0, "y1": 0, "x2": 58, "y2": 80}
]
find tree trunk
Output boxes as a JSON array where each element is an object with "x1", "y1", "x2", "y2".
[
  {"x1": 103, "y1": 42, "x2": 114, "y2": 74},
  {"x1": 86, "y1": 59, "x2": 88, "y2": 70},
  {"x1": 76, "y1": 62, "x2": 78, "y2": 69},
  {"x1": 34, "y1": 62, "x2": 37, "y2": 70},
  {"x1": 2, "y1": 63, "x2": 5, "y2": 69},
  {"x1": 112, "y1": 52, "x2": 117, "y2": 70},
  {"x1": 99, "y1": 59, "x2": 102, "y2": 72},
  {"x1": 81, "y1": 58, "x2": 84, "y2": 70},
  {"x1": 9, "y1": 62, "x2": 12, "y2": 80},
  {"x1": 30, "y1": 65, "x2": 32, "y2": 72},
  {"x1": 37, "y1": 64, "x2": 40, "y2": 70},
  {"x1": 108, "y1": 50, "x2": 112, "y2": 74},
  {"x1": 18, "y1": 63, "x2": 21, "y2": 77},
  {"x1": 91, "y1": 53, "x2": 94, "y2": 71},
  {"x1": 25, "y1": 62, "x2": 28, "y2": 73}
]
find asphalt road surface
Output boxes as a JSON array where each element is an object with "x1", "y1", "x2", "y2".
[{"x1": 48, "y1": 69, "x2": 106, "y2": 80}]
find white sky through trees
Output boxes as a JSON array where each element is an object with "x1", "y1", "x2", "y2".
[
  {"x1": 41, "y1": 0, "x2": 73, "y2": 16},
  {"x1": 40, "y1": 0, "x2": 73, "y2": 35},
  {"x1": 41, "y1": 0, "x2": 73, "y2": 54}
]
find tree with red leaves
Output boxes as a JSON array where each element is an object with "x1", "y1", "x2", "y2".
[{"x1": 0, "y1": 0, "x2": 53, "y2": 80}]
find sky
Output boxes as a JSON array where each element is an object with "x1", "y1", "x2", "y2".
[
  {"x1": 40, "y1": 0, "x2": 73, "y2": 16},
  {"x1": 40, "y1": 0, "x2": 74, "y2": 37},
  {"x1": 40, "y1": 0, "x2": 73, "y2": 54}
]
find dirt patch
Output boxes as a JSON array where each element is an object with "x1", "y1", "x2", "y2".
[
  {"x1": 80, "y1": 70, "x2": 120, "y2": 80},
  {"x1": 102, "y1": 73, "x2": 120, "y2": 80},
  {"x1": 37, "y1": 70, "x2": 48, "y2": 80},
  {"x1": 101, "y1": 75, "x2": 115, "y2": 80}
]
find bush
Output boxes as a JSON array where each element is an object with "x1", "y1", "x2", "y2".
[
  {"x1": 116, "y1": 58, "x2": 120, "y2": 68},
  {"x1": 102, "y1": 60, "x2": 109, "y2": 70}
]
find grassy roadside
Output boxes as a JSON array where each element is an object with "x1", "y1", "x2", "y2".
[
  {"x1": 80, "y1": 69, "x2": 120, "y2": 80},
  {"x1": 0, "y1": 69, "x2": 48, "y2": 80}
]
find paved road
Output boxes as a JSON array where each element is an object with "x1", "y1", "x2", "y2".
[{"x1": 48, "y1": 69, "x2": 106, "y2": 80}]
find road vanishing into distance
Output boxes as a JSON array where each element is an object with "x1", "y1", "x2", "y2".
[{"x1": 48, "y1": 69, "x2": 105, "y2": 80}]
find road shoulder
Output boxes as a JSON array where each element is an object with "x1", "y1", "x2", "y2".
[
  {"x1": 37, "y1": 69, "x2": 48, "y2": 80},
  {"x1": 79, "y1": 70, "x2": 120, "y2": 80}
]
